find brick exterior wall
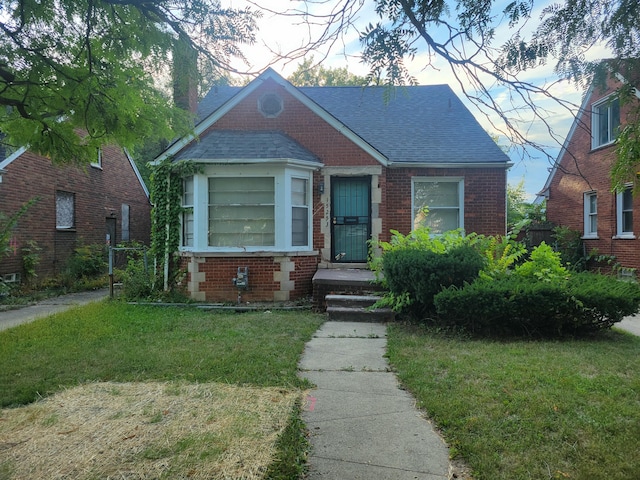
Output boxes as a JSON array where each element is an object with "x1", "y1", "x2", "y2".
[
  {"x1": 183, "y1": 254, "x2": 319, "y2": 303},
  {"x1": 386, "y1": 167, "x2": 507, "y2": 239},
  {"x1": 0, "y1": 146, "x2": 151, "y2": 280},
  {"x1": 179, "y1": 78, "x2": 507, "y2": 302},
  {"x1": 546, "y1": 76, "x2": 640, "y2": 271}
]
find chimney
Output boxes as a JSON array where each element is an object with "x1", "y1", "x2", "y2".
[{"x1": 172, "y1": 37, "x2": 199, "y2": 114}]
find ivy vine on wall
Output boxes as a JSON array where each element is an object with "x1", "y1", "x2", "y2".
[{"x1": 149, "y1": 159, "x2": 202, "y2": 291}]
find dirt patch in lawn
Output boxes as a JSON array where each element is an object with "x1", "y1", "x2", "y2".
[{"x1": 0, "y1": 382, "x2": 302, "y2": 479}]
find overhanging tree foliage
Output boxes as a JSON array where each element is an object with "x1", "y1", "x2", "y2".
[
  {"x1": 0, "y1": 0, "x2": 258, "y2": 164},
  {"x1": 256, "y1": 0, "x2": 640, "y2": 180},
  {"x1": 288, "y1": 56, "x2": 369, "y2": 86}
]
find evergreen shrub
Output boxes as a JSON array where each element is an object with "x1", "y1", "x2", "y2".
[
  {"x1": 382, "y1": 245, "x2": 485, "y2": 317},
  {"x1": 434, "y1": 272, "x2": 640, "y2": 337}
]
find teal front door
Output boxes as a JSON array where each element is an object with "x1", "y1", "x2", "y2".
[{"x1": 331, "y1": 177, "x2": 371, "y2": 263}]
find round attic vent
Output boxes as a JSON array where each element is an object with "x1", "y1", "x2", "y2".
[{"x1": 259, "y1": 93, "x2": 283, "y2": 118}]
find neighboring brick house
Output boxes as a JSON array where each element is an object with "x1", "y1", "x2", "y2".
[
  {"x1": 0, "y1": 144, "x2": 151, "y2": 282},
  {"x1": 540, "y1": 71, "x2": 640, "y2": 272},
  {"x1": 155, "y1": 68, "x2": 509, "y2": 302}
]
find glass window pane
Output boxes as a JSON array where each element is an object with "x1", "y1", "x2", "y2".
[
  {"x1": 611, "y1": 98, "x2": 620, "y2": 138},
  {"x1": 208, "y1": 177, "x2": 275, "y2": 247},
  {"x1": 421, "y1": 209, "x2": 459, "y2": 234},
  {"x1": 623, "y1": 189, "x2": 633, "y2": 210},
  {"x1": 56, "y1": 191, "x2": 74, "y2": 229},
  {"x1": 623, "y1": 211, "x2": 633, "y2": 233},
  {"x1": 183, "y1": 176, "x2": 194, "y2": 206},
  {"x1": 183, "y1": 212, "x2": 194, "y2": 246},
  {"x1": 414, "y1": 181, "x2": 459, "y2": 209},
  {"x1": 292, "y1": 178, "x2": 307, "y2": 206},
  {"x1": 292, "y1": 206, "x2": 308, "y2": 246}
]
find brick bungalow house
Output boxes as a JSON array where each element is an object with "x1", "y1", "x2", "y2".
[
  {"x1": 540, "y1": 69, "x2": 640, "y2": 272},
  {"x1": 155, "y1": 68, "x2": 509, "y2": 303},
  {"x1": 0, "y1": 144, "x2": 151, "y2": 283}
]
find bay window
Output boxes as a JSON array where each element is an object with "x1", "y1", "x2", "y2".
[
  {"x1": 180, "y1": 164, "x2": 314, "y2": 252},
  {"x1": 208, "y1": 177, "x2": 275, "y2": 247}
]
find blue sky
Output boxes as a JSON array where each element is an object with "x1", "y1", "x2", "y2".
[{"x1": 224, "y1": 0, "x2": 607, "y2": 200}]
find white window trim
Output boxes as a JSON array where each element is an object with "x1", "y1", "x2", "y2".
[
  {"x1": 615, "y1": 185, "x2": 635, "y2": 239},
  {"x1": 90, "y1": 148, "x2": 102, "y2": 169},
  {"x1": 591, "y1": 95, "x2": 620, "y2": 149},
  {"x1": 290, "y1": 176, "x2": 310, "y2": 248},
  {"x1": 183, "y1": 164, "x2": 314, "y2": 253},
  {"x1": 583, "y1": 191, "x2": 598, "y2": 239},
  {"x1": 181, "y1": 176, "x2": 194, "y2": 247},
  {"x1": 411, "y1": 176, "x2": 464, "y2": 234}
]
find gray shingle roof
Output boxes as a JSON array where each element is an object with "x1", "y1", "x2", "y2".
[
  {"x1": 195, "y1": 82, "x2": 509, "y2": 165},
  {"x1": 174, "y1": 131, "x2": 320, "y2": 163}
]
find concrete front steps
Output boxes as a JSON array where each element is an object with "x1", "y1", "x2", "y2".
[{"x1": 325, "y1": 294, "x2": 395, "y2": 323}]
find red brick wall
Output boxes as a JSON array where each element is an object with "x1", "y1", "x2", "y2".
[
  {"x1": 185, "y1": 254, "x2": 318, "y2": 303},
  {"x1": 546, "y1": 76, "x2": 640, "y2": 271},
  {"x1": 0, "y1": 146, "x2": 151, "y2": 280},
  {"x1": 386, "y1": 167, "x2": 507, "y2": 238},
  {"x1": 205, "y1": 79, "x2": 381, "y2": 168}
]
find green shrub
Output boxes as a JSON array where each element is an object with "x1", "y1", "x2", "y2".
[
  {"x1": 66, "y1": 243, "x2": 107, "y2": 278},
  {"x1": 477, "y1": 234, "x2": 527, "y2": 280},
  {"x1": 434, "y1": 273, "x2": 640, "y2": 337},
  {"x1": 514, "y1": 242, "x2": 569, "y2": 282},
  {"x1": 21, "y1": 240, "x2": 41, "y2": 285},
  {"x1": 382, "y1": 245, "x2": 486, "y2": 317},
  {"x1": 567, "y1": 272, "x2": 640, "y2": 331},
  {"x1": 117, "y1": 258, "x2": 154, "y2": 301}
]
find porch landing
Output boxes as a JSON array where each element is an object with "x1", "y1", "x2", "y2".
[{"x1": 312, "y1": 268, "x2": 384, "y2": 311}]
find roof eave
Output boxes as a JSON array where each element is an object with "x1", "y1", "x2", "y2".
[
  {"x1": 389, "y1": 161, "x2": 512, "y2": 169},
  {"x1": 178, "y1": 157, "x2": 324, "y2": 170}
]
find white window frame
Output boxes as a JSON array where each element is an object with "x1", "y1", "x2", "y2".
[
  {"x1": 56, "y1": 190, "x2": 75, "y2": 230},
  {"x1": 583, "y1": 192, "x2": 598, "y2": 238},
  {"x1": 411, "y1": 176, "x2": 464, "y2": 234},
  {"x1": 182, "y1": 164, "x2": 313, "y2": 253},
  {"x1": 181, "y1": 176, "x2": 194, "y2": 247},
  {"x1": 616, "y1": 185, "x2": 635, "y2": 238},
  {"x1": 91, "y1": 148, "x2": 102, "y2": 169},
  {"x1": 592, "y1": 95, "x2": 620, "y2": 149},
  {"x1": 291, "y1": 177, "x2": 310, "y2": 247}
]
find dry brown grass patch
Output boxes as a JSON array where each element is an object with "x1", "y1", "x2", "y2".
[{"x1": 0, "y1": 382, "x2": 303, "y2": 479}]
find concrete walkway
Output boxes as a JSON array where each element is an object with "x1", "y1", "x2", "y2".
[
  {"x1": 617, "y1": 314, "x2": 640, "y2": 336},
  {"x1": 299, "y1": 321, "x2": 451, "y2": 480},
  {"x1": 0, "y1": 289, "x2": 109, "y2": 331}
]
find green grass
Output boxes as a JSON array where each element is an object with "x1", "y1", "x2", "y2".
[
  {"x1": 1, "y1": 301, "x2": 324, "y2": 479},
  {"x1": 386, "y1": 323, "x2": 640, "y2": 480},
  {"x1": 0, "y1": 302, "x2": 324, "y2": 408}
]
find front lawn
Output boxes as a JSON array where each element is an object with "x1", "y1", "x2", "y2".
[
  {"x1": 0, "y1": 302, "x2": 324, "y2": 479},
  {"x1": 387, "y1": 323, "x2": 640, "y2": 480}
]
